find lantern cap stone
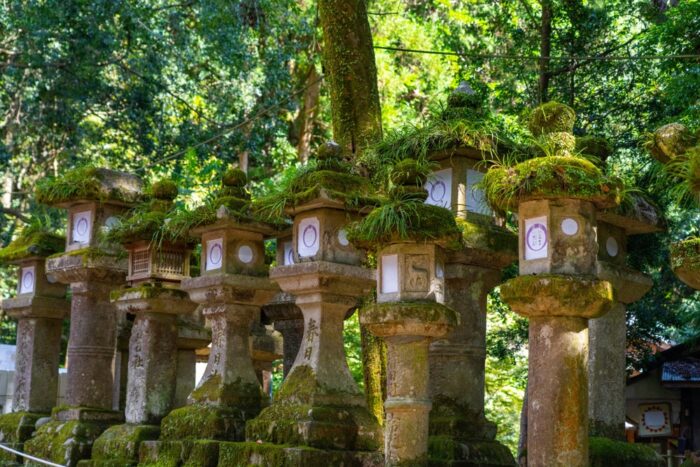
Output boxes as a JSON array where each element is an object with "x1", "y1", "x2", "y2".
[
  {"x1": 482, "y1": 155, "x2": 622, "y2": 213},
  {"x1": 149, "y1": 179, "x2": 179, "y2": 201},
  {"x1": 528, "y1": 101, "x2": 576, "y2": 136},
  {"x1": 35, "y1": 166, "x2": 144, "y2": 208},
  {"x1": 598, "y1": 192, "x2": 666, "y2": 234},
  {"x1": 670, "y1": 237, "x2": 700, "y2": 289},
  {"x1": 0, "y1": 226, "x2": 64, "y2": 264},
  {"x1": 645, "y1": 122, "x2": 697, "y2": 164},
  {"x1": 576, "y1": 135, "x2": 613, "y2": 163}
]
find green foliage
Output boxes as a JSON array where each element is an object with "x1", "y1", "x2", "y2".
[
  {"x1": 0, "y1": 222, "x2": 64, "y2": 264},
  {"x1": 35, "y1": 166, "x2": 142, "y2": 206},
  {"x1": 589, "y1": 437, "x2": 663, "y2": 466},
  {"x1": 482, "y1": 155, "x2": 620, "y2": 213},
  {"x1": 528, "y1": 102, "x2": 576, "y2": 135}
]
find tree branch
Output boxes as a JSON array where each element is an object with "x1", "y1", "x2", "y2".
[{"x1": 1, "y1": 207, "x2": 29, "y2": 223}]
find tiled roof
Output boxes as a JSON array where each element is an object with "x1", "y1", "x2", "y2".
[{"x1": 661, "y1": 357, "x2": 700, "y2": 382}]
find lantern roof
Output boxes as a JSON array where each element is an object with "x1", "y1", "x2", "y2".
[
  {"x1": 257, "y1": 142, "x2": 379, "y2": 221},
  {"x1": 348, "y1": 158, "x2": 461, "y2": 251},
  {"x1": 106, "y1": 179, "x2": 189, "y2": 246},
  {"x1": 0, "y1": 225, "x2": 64, "y2": 264},
  {"x1": 35, "y1": 166, "x2": 143, "y2": 208}
]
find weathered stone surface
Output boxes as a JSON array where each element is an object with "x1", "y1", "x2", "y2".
[
  {"x1": 24, "y1": 419, "x2": 107, "y2": 467},
  {"x1": 248, "y1": 260, "x2": 381, "y2": 451},
  {"x1": 362, "y1": 301, "x2": 456, "y2": 466},
  {"x1": 174, "y1": 313, "x2": 211, "y2": 409},
  {"x1": 262, "y1": 292, "x2": 304, "y2": 377},
  {"x1": 588, "y1": 303, "x2": 627, "y2": 440},
  {"x1": 87, "y1": 423, "x2": 160, "y2": 466},
  {"x1": 251, "y1": 322, "x2": 283, "y2": 394}
]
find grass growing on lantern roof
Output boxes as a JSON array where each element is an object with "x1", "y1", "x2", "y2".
[
  {"x1": 35, "y1": 166, "x2": 143, "y2": 205},
  {"x1": 0, "y1": 222, "x2": 64, "y2": 263}
]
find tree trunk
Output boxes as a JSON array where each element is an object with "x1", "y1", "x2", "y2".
[
  {"x1": 318, "y1": 0, "x2": 383, "y2": 155},
  {"x1": 296, "y1": 65, "x2": 322, "y2": 163},
  {"x1": 317, "y1": 0, "x2": 386, "y2": 423},
  {"x1": 538, "y1": 0, "x2": 553, "y2": 103}
]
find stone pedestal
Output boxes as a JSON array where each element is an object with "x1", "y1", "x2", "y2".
[
  {"x1": 173, "y1": 314, "x2": 210, "y2": 410},
  {"x1": 87, "y1": 287, "x2": 196, "y2": 466},
  {"x1": 501, "y1": 275, "x2": 613, "y2": 466},
  {"x1": 362, "y1": 302, "x2": 456, "y2": 466},
  {"x1": 427, "y1": 221, "x2": 517, "y2": 466},
  {"x1": 589, "y1": 261, "x2": 652, "y2": 439},
  {"x1": 246, "y1": 261, "x2": 382, "y2": 452},
  {"x1": 25, "y1": 253, "x2": 127, "y2": 466},
  {"x1": 262, "y1": 291, "x2": 304, "y2": 377},
  {"x1": 157, "y1": 273, "x2": 277, "y2": 443},
  {"x1": 0, "y1": 290, "x2": 68, "y2": 461}
]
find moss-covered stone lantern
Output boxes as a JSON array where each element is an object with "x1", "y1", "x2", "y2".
[
  {"x1": 644, "y1": 123, "x2": 700, "y2": 290},
  {"x1": 25, "y1": 167, "x2": 143, "y2": 466},
  {"x1": 349, "y1": 159, "x2": 459, "y2": 466},
  {"x1": 0, "y1": 227, "x2": 68, "y2": 463},
  {"x1": 87, "y1": 179, "x2": 197, "y2": 466},
  {"x1": 137, "y1": 168, "x2": 279, "y2": 466},
  {"x1": 372, "y1": 82, "x2": 518, "y2": 464},
  {"x1": 483, "y1": 102, "x2": 619, "y2": 466},
  {"x1": 243, "y1": 142, "x2": 383, "y2": 464}
]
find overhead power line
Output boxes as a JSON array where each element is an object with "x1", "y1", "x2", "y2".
[
  {"x1": 138, "y1": 75, "x2": 326, "y2": 171},
  {"x1": 374, "y1": 45, "x2": 700, "y2": 61}
]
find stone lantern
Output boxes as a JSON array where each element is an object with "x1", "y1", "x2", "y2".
[
  {"x1": 26, "y1": 167, "x2": 143, "y2": 466},
  {"x1": 0, "y1": 229, "x2": 68, "y2": 462},
  {"x1": 384, "y1": 82, "x2": 517, "y2": 464},
  {"x1": 88, "y1": 179, "x2": 197, "y2": 466},
  {"x1": 140, "y1": 168, "x2": 279, "y2": 465},
  {"x1": 580, "y1": 142, "x2": 665, "y2": 441},
  {"x1": 486, "y1": 102, "x2": 618, "y2": 466},
  {"x1": 244, "y1": 143, "x2": 383, "y2": 464},
  {"x1": 352, "y1": 159, "x2": 459, "y2": 466}
]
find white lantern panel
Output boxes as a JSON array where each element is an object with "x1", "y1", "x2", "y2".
[
  {"x1": 425, "y1": 168, "x2": 452, "y2": 209},
  {"x1": 238, "y1": 245, "x2": 254, "y2": 264},
  {"x1": 381, "y1": 254, "x2": 399, "y2": 294},
  {"x1": 283, "y1": 241, "x2": 294, "y2": 265},
  {"x1": 524, "y1": 216, "x2": 548, "y2": 260},
  {"x1": 466, "y1": 170, "x2": 492, "y2": 215},
  {"x1": 298, "y1": 217, "x2": 320, "y2": 257},
  {"x1": 72, "y1": 211, "x2": 92, "y2": 244},
  {"x1": 561, "y1": 218, "x2": 579, "y2": 236},
  {"x1": 606, "y1": 237, "x2": 619, "y2": 257},
  {"x1": 337, "y1": 228, "x2": 349, "y2": 246},
  {"x1": 206, "y1": 238, "x2": 224, "y2": 271},
  {"x1": 19, "y1": 266, "x2": 35, "y2": 294}
]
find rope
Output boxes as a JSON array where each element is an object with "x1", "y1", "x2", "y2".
[{"x1": 0, "y1": 442, "x2": 65, "y2": 467}]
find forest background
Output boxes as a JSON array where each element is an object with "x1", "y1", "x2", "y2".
[{"x1": 0, "y1": 0, "x2": 698, "y2": 453}]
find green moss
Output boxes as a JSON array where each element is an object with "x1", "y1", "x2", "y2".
[
  {"x1": 348, "y1": 201, "x2": 461, "y2": 250},
  {"x1": 455, "y1": 217, "x2": 517, "y2": 256},
  {"x1": 537, "y1": 131, "x2": 576, "y2": 155},
  {"x1": 189, "y1": 374, "x2": 266, "y2": 409},
  {"x1": 24, "y1": 419, "x2": 106, "y2": 466},
  {"x1": 90, "y1": 424, "x2": 160, "y2": 463},
  {"x1": 670, "y1": 236, "x2": 700, "y2": 271},
  {"x1": 110, "y1": 283, "x2": 189, "y2": 302},
  {"x1": 361, "y1": 302, "x2": 459, "y2": 328},
  {"x1": 482, "y1": 155, "x2": 621, "y2": 213},
  {"x1": 222, "y1": 168, "x2": 247, "y2": 188},
  {"x1": 35, "y1": 166, "x2": 142, "y2": 206},
  {"x1": 428, "y1": 436, "x2": 515, "y2": 466},
  {"x1": 589, "y1": 437, "x2": 662, "y2": 466},
  {"x1": 644, "y1": 122, "x2": 696, "y2": 163},
  {"x1": 48, "y1": 246, "x2": 126, "y2": 263},
  {"x1": 149, "y1": 180, "x2": 179, "y2": 201},
  {"x1": 160, "y1": 404, "x2": 247, "y2": 442},
  {"x1": 528, "y1": 101, "x2": 576, "y2": 135},
  {"x1": 0, "y1": 412, "x2": 43, "y2": 444},
  {"x1": 390, "y1": 158, "x2": 429, "y2": 186},
  {"x1": 0, "y1": 227, "x2": 64, "y2": 264}
]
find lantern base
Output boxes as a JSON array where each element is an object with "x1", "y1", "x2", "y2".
[
  {"x1": 81, "y1": 423, "x2": 160, "y2": 467},
  {"x1": 160, "y1": 403, "x2": 260, "y2": 443},
  {"x1": 0, "y1": 412, "x2": 46, "y2": 464},
  {"x1": 428, "y1": 436, "x2": 516, "y2": 467},
  {"x1": 139, "y1": 439, "x2": 384, "y2": 466}
]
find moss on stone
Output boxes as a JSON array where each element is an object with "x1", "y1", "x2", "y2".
[
  {"x1": 537, "y1": 131, "x2": 576, "y2": 156},
  {"x1": 160, "y1": 404, "x2": 248, "y2": 442},
  {"x1": 0, "y1": 227, "x2": 64, "y2": 264},
  {"x1": 454, "y1": 217, "x2": 517, "y2": 256},
  {"x1": 645, "y1": 122, "x2": 696, "y2": 163},
  {"x1": 149, "y1": 180, "x2": 179, "y2": 201},
  {"x1": 24, "y1": 419, "x2": 106, "y2": 466},
  {"x1": 90, "y1": 424, "x2": 160, "y2": 463},
  {"x1": 482, "y1": 155, "x2": 621, "y2": 213},
  {"x1": 189, "y1": 374, "x2": 266, "y2": 410},
  {"x1": 671, "y1": 236, "x2": 700, "y2": 271},
  {"x1": 48, "y1": 246, "x2": 126, "y2": 264},
  {"x1": 109, "y1": 283, "x2": 189, "y2": 302},
  {"x1": 361, "y1": 302, "x2": 459, "y2": 328},
  {"x1": 528, "y1": 102, "x2": 576, "y2": 136},
  {"x1": 427, "y1": 435, "x2": 515, "y2": 466},
  {"x1": 222, "y1": 168, "x2": 247, "y2": 188},
  {"x1": 589, "y1": 436, "x2": 663, "y2": 466},
  {"x1": 35, "y1": 166, "x2": 143, "y2": 206},
  {"x1": 0, "y1": 412, "x2": 43, "y2": 444}
]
